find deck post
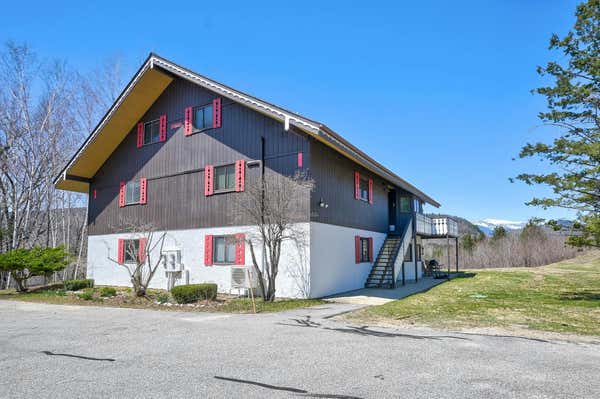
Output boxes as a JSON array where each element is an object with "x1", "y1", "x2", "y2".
[
  {"x1": 446, "y1": 234, "x2": 450, "y2": 279},
  {"x1": 392, "y1": 254, "x2": 396, "y2": 289},
  {"x1": 413, "y1": 214, "x2": 418, "y2": 283},
  {"x1": 455, "y1": 237, "x2": 459, "y2": 273},
  {"x1": 402, "y1": 259, "x2": 405, "y2": 286}
]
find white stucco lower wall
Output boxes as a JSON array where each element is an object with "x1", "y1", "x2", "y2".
[
  {"x1": 87, "y1": 223, "x2": 311, "y2": 299},
  {"x1": 309, "y1": 222, "x2": 387, "y2": 298}
]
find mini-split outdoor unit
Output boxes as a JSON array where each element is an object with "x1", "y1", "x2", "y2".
[
  {"x1": 162, "y1": 249, "x2": 183, "y2": 272},
  {"x1": 230, "y1": 267, "x2": 257, "y2": 290},
  {"x1": 161, "y1": 249, "x2": 188, "y2": 290}
]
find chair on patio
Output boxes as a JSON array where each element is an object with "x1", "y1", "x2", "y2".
[{"x1": 425, "y1": 259, "x2": 447, "y2": 279}]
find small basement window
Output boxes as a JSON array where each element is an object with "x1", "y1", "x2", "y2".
[
  {"x1": 359, "y1": 177, "x2": 370, "y2": 202},
  {"x1": 360, "y1": 237, "x2": 371, "y2": 263},
  {"x1": 143, "y1": 120, "x2": 160, "y2": 145},
  {"x1": 193, "y1": 103, "x2": 214, "y2": 130},
  {"x1": 214, "y1": 164, "x2": 235, "y2": 192},
  {"x1": 213, "y1": 235, "x2": 236, "y2": 264},
  {"x1": 123, "y1": 239, "x2": 140, "y2": 263},
  {"x1": 125, "y1": 181, "x2": 141, "y2": 205}
]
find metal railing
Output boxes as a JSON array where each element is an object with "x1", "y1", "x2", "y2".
[{"x1": 415, "y1": 214, "x2": 459, "y2": 237}]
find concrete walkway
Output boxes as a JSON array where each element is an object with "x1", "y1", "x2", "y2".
[{"x1": 324, "y1": 276, "x2": 451, "y2": 305}]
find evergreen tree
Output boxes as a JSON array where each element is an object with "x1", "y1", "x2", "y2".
[{"x1": 515, "y1": 0, "x2": 600, "y2": 247}]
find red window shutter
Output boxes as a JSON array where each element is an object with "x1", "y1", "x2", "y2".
[
  {"x1": 119, "y1": 182, "x2": 126, "y2": 207},
  {"x1": 355, "y1": 236, "x2": 361, "y2": 264},
  {"x1": 368, "y1": 178, "x2": 373, "y2": 204},
  {"x1": 213, "y1": 98, "x2": 221, "y2": 128},
  {"x1": 139, "y1": 178, "x2": 147, "y2": 204},
  {"x1": 297, "y1": 152, "x2": 303, "y2": 168},
  {"x1": 93, "y1": 189, "x2": 97, "y2": 200},
  {"x1": 368, "y1": 237, "x2": 374, "y2": 262},
  {"x1": 235, "y1": 160, "x2": 245, "y2": 192},
  {"x1": 138, "y1": 237, "x2": 147, "y2": 263},
  {"x1": 117, "y1": 239, "x2": 124, "y2": 264},
  {"x1": 204, "y1": 235, "x2": 213, "y2": 266},
  {"x1": 204, "y1": 165, "x2": 214, "y2": 196},
  {"x1": 159, "y1": 114, "x2": 167, "y2": 142},
  {"x1": 235, "y1": 233, "x2": 245, "y2": 265},
  {"x1": 184, "y1": 106, "x2": 193, "y2": 135},
  {"x1": 354, "y1": 171, "x2": 360, "y2": 200},
  {"x1": 137, "y1": 122, "x2": 144, "y2": 148}
]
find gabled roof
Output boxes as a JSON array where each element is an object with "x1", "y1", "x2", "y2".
[{"x1": 54, "y1": 53, "x2": 440, "y2": 207}]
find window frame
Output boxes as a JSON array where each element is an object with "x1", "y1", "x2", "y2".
[
  {"x1": 359, "y1": 237, "x2": 371, "y2": 263},
  {"x1": 123, "y1": 239, "x2": 140, "y2": 264},
  {"x1": 124, "y1": 181, "x2": 141, "y2": 206},
  {"x1": 142, "y1": 119, "x2": 161, "y2": 146},
  {"x1": 213, "y1": 163, "x2": 236, "y2": 194},
  {"x1": 212, "y1": 235, "x2": 237, "y2": 265},
  {"x1": 399, "y1": 196, "x2": 412, "y2": 213},
  {"x1": 192, "y1": 103, "x2": 214, "y2": 132},
  {"x1": 358, "y1": 177, "x2": 370, "y2": 202}
]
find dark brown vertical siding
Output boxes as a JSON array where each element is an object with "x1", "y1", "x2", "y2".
[
  {"x1": 88, "y1": 78, "x2": 310, "y2": 235},
  {"x1": 309, "y1": 140, "x2": 389, "y2": 233}
]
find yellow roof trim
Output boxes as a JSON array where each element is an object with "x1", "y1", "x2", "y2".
[{"x1": 55, "y1": 65, "x2": 173, "y2": 193}]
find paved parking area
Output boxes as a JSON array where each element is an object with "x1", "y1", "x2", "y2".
[{"x1": 1, "y1": 300, "x2": 599, "y2": 398}]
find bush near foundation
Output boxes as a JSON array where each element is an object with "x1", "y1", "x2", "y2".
[
  {"x1": 64, "y1": 279, "x2": 94, "y2": 291},
  {"x1": 171, "y1": 284, "x2": 217, "y2": 304}
]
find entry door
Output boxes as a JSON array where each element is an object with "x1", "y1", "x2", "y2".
[{"x1": 388, "y1": 190, "x2": 397, "y2": 232}]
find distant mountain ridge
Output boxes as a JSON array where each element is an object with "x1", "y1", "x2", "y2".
[{"x1": 473, "y1": 219, "x2": 527, "y2": 236}]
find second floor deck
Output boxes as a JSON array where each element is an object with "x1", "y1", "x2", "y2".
[{"x1": 415, "y1": 214, "x2": 459, "y2": 238}]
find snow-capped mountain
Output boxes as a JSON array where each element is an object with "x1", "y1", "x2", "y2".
[{"x1": 473, "y1": 219, "x2": 527, "y2": 236}]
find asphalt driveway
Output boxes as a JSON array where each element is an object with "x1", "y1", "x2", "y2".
[{"x1": 1, "y1": 300, "x2": 599, "y2": 398}]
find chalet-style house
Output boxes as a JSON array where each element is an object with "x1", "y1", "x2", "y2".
[{"x1": 54, "y1": 54, "x2": 458, "y2": 298}]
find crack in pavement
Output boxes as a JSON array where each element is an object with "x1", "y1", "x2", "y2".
[
  {"x1": 41, "y1": 351, "x2": 115, "y2": 362},
  {"x1": 214, "y1": 376, "x2": 364, "y2": 399}
]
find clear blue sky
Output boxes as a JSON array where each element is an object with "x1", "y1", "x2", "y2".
[{"x1": 1, "y1": 0, "x2": 581, "y2": 222}]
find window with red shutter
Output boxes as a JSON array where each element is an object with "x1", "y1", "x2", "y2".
[
  {"x1": 119, "y1": 182, "x2": 126, "y2": 207},
  {"x1": 138, "y1": 238, "x2": 147, "y2": 263},
  {"x1": 204, "y1": 165, "x2": 214, "y2": 196},
  {"x1": 235, "y1": 160, "x2": 245, "y2": 192},
  {"x1": 235, "y1": 233, "x2": 245, "y2": 265},
  {"x1": 137, "y1": 122, "x2": 144, "y2": 148},
  {"x1": 368, "y1": 237, "x2": 374, "y2": 262},
  {"x1": 355, "y1": 236, "x2": 360, "y2": 264},
  {"x1": 213, "y1": 98, "x2": 221, "y2": 128},
  {"x1": 184, "y1": 106, "x2": 193, "y2": 135},
  {"x1": 354, "y1": 171, "x2": 360, "y2": 200},
  {"x1": 297, "y1": 152, "x2": 303, "y2": 168},
  {"x1": 139, "y1": 178, "x2": 147, "y2": 204},
  {"x1": 368, "y1": 178, "x2": 373, "y2": 205},
  {"x1": 159, "y1": 115, "x2": 167, "y2": 142},
  {"x1": 117, "y1": 239, "x2": 125, "y2": 264},
  {"x1": 204, "y1": 235, "x2": 213, "y2": 266}
]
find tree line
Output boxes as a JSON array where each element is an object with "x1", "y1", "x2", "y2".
[{"x1": 0, "y1": 42, "x2": 125, "y2": 289}]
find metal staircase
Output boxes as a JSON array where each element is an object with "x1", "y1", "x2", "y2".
[
  {"x1": 364, "y1": 220, "x2": 414, "y2": 289},
  {"x1": 364, "y1": 236, "x2": 402, "y2": 288}
]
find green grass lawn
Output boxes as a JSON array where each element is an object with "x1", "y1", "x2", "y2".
[
  {"x1": 0, "y1": 287, "x2": 325, "y2": 314},
  {"x1": 347, "y1": 252, "x2": 600, "y2": 336}
]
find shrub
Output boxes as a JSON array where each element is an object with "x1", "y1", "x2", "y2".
[
  {"x1": 64, "y1": 279, "x2": 94, "y2": 291},
  {"x1": 100, "y1": 287, "x2": 117, "y2": 297},
  {"x1": 77, "y1": 288, "x2": 94, "y2": 301},
  {"x1": 171, "y1": 284, "x2": 217, "y2": 304},
  {"x1": 156, "y1": 292, "x2": 170, "y2": 304}
]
